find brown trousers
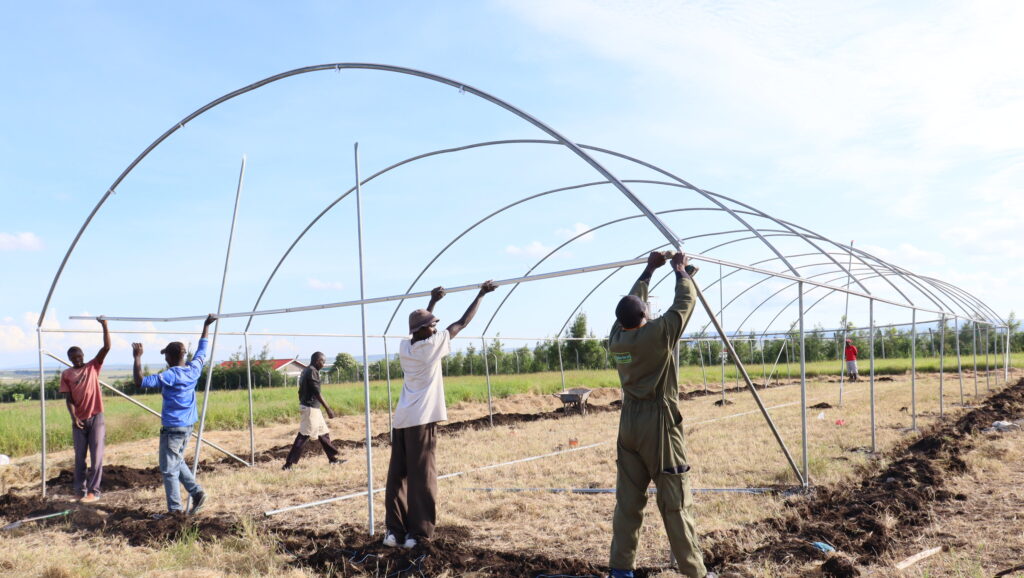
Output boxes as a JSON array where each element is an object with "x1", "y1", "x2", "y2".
[{"x1": 384, "y1": 423, "x2": 437, "y2": 540}]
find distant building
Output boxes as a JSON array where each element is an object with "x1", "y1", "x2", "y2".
[{"x1": 219, "y1": 358, "x2": 309, "y2": 379}]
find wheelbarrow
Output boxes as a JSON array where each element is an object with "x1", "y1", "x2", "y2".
[{"x1": 553, "y1": 388, "x2": 592, "y2": 416}]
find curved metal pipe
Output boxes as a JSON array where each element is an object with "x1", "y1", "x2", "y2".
[{"x1": 38, "y1": 65, "x2": 669, "y2": 328}]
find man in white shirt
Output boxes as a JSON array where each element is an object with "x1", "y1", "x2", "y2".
[{"x1": 384, "y1": 280, "x2": 497, "y2": 549}]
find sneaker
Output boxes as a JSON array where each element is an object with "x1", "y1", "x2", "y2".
[
  {"x1": 705, "y1": 573, "x2": 719, "y2": 578},
  {"x1": 328, "y1": 458, "x2": 347, "y2": 466},
  {"x1": 402, "y1": 537, "x2": 417, "y2": 549},
  {"x1": 382, "y1": 533, "x2": 399, "y2": 548},
  {"x1": 609, "y1": 570, "x2": 634, "y2": 578},
  {"x1": 80, "y1": 493, "x2": 100, "y2": 504},
  {"x1": 190, "y1": 492, "x2": 208, "y2": 515}
]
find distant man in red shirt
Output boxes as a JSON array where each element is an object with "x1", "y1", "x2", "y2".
[
  {"x1": 844, "y1": 339, "x2": 859, "y2": 382},
  {"x1": 60, "y1": 318, "x2": 111, "y2": 503}
]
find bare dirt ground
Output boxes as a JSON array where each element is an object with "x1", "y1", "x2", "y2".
[{"x1": 1, "y1": 369, "x2": 1022, "y2": 577}]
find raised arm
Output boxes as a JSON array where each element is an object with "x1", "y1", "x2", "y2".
[
  {"x1": 427, "y1": 286, "x2": 445, "y2": 313},
  {"x1": 92, "y1": 318, "x2": 111, "y2": 366},
  {"x1": 131, "y1": 342, "x2": 145, "y2": 388},
  {"x1": 200, "y1": 314, "x2": 216, "y2": 341},
  {"x1": 628, "y1": 251, "x2": 668, "y2": 301},
  {"x1": 662, "y1": 252, "x2": 698, "y2": 339},
  {"x1": 446, "y1": 280, "x2": 497, "y2": 339},
  {"x1": 188, "y1": 314, "x2": 218, "y2": 371}
]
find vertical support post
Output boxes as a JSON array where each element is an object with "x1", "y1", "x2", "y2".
[
  {"x1": 384, "y1": 338, "x2": 393, "y2": 441},
  {"x1": 938, "y1": 316, "x2": 945, "y2": 418},
  {"x1": 244, "y1": 332, "x2": 255, "y2": 465},
  {"x1": 719, "y1": 263, "x2": 726, "y2": 404},
  {"x1": 354, "y1": 143, "x2": 375, "y2": 535},
  {"x1": 955, "y1": 317, "x2": 965, "y2": 405},
  {"x1": 798, "y1": 281, "x2": 809, "y2": 487},
  {"x1": 689, "y1": 273, "x2": 804, "y2": 484},
  {"x1": 557, "y1": 338, "x2": 566, "y2": 392},
  {"x1": 37, "y1": 328, "x2": 47, "y2": 497},
  {"x1": 972, "y1": 323, "x2": 979, "y2": 398},
  {"x1": 698, "y1": 339, "x2": 708, "y2": 393},
  {"x1": 759, "y1": 341, "x2": 767, "y2": 387},
  {"x1": 1005, "y1": 325, "x2": 1011, "y2": 385},
  {"x1": 482, "y1": 337, "x2": 494, "y2": 427},
  {"x1": 984, "y1": 325, "x2": 991, "y2": 392},
  {"x1": 192, "y1": 155, "x2": 247, "y2": 483},
  {"x1": 911, "y1": 309, "x2": 917, "y2": 431},
  {"x1": 786, "y1": 338, "x2": 791, "y2": 380},
  {"x1": 869, "y1": 299, "x2": 876, "y2": 452},
  {"x1": 838, "y1": 241, "x2": 854, "y2": 407}
]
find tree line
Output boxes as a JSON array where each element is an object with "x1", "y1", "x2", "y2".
[{"x1": 3, "y1": 312, "x2": 1021, "y2": 402}]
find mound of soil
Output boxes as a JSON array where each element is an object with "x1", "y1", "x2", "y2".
[
  {"x1": 810, "y1": 402, "x2": 833, "y2": 409},
  {"x1": 46, "y1": 465, "x2": 161, "y2": 491},
  {"x1": 705, "y1": 377, "x2": 1024, "y2": 574},
  {"x1": 280, "y1": 524, "x2": 604, "y2": 578},
  {"x1": 0, "y1": 491, "x2": 235, "y2": 546}
]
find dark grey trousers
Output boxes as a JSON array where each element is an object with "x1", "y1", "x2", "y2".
[
  {"x1": 385, "y1": 423, "x2": 438, "y2": 540},
  {"x1": 72, "y1": 413, "x2": 105, "y2": 496}
]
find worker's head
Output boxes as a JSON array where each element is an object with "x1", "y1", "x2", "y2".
[
  {"x1": 160, "y1": 341, "x2": 187, "y2": 366},
  {"x1": 409, "y1": 309, "x2": 439, "y2": 340},
  {"x1": 67, "y1": 346, "x2": 85, "y2": 368},
  {"x1": 615, "y1": 295, "x2": 648, "y2": 330},
  {"x1": 846, "y1": 339, "x2": 853, "y2": 344},
  {"x1": 311, "y1": 352, "x2": 326, "y2": 370}
]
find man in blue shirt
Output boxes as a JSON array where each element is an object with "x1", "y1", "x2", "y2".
[{"x1": 132, "y1": 314, "x2": 216, "y2": 515}]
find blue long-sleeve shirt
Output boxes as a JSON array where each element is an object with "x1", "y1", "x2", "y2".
[{"x1": 141, "y1": 338, "x2": 209, "y2": 427}]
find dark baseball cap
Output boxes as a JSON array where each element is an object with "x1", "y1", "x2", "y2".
[
  {"x1": 408, "y1": 309, "x2": 439, "y2": 333},
  {"x1": 161, "y1": 341, "x2": 186, "y2": 356}
]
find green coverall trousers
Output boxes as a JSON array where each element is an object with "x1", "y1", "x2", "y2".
[{"x1": 609, "y1": 409, "x2": 707, "y2": 577}]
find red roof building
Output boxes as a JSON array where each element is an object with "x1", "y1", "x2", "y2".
[{"x1": 219, "y1": 358, "x2": 309, "y2": 378}]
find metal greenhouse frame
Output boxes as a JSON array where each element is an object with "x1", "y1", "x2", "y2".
[{"x1": 36, "y1": 64, "x2": 1009, "y2": 534}]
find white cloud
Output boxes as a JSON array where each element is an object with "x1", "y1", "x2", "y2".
[
  {"x1": 0, "y1": 232, "x2": 43, "y2": 251},
  {"x1": 556, "y1": 222, "x2": 596, "y2": 242},
  {"x1": 0, "y1": 311, "x2": 162, "y2": 361},
  {"x1": 307, "y1": 278, "x2": 345, "y2": 291},
  {"x1": 860, "y1": 243, "x2": 947, "y2": 271},
  {"x1": 505, "y1": 241, "x2": 553, "y2": 257}
]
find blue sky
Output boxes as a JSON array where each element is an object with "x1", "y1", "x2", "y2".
[{"x1": 2, "y1": 1, "x2": 1021, "y2": 368}]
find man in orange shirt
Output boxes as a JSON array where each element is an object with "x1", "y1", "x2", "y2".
[{"x1": 60, "y1": 318, "x2": 111, "y2": 503}]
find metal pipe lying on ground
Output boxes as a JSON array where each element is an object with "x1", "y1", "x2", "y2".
[{"x1": 466, "y1": 487, "x2": 786, "y2": 495}]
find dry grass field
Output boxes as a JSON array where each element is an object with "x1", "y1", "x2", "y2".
[{"x1": 1, "y1": 366, "x2": 1021, "y2": 577}]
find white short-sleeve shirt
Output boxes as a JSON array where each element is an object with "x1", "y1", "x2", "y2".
[{"x1": 393, "y1": 329, "x2": 452, "y2": 429}]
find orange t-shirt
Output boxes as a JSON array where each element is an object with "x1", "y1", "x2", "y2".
[{"x1": 59, "y1": 360, "x2": 104, "y2": 421}]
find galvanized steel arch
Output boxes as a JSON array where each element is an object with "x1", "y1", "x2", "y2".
[{"x1": 37, "y1": 65, "x2": 673, "y2": 326}]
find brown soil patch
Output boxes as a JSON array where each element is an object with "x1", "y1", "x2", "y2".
[
  {"x1": 280, "y1": 524, "x2": 605, "y2": 577},
  {"x1": 0, "y1": 492, "x2": 235, "y2": 546},
  {"x1": 705, "y1": 377, "x2": 1024, "y2": 575},
  {"x1": 46, "y1": 464, "x2": 161, "y2": 492}
]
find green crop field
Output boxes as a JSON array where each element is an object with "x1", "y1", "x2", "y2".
[{"x1": 1, "y1": 353, "x2": 1019, "y2": 458}]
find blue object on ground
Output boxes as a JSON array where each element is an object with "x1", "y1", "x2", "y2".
[{"x1": 810, "y1": 541, "x2": 836, "y2": 553}]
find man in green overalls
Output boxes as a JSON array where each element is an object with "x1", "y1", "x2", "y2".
[{"x1": 608, "y1": 251, "x2": 711, "y2": 578}]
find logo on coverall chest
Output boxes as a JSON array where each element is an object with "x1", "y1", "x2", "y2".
[{"x1": 612, "y1": 352, "x2": 633, "y2": 365}]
